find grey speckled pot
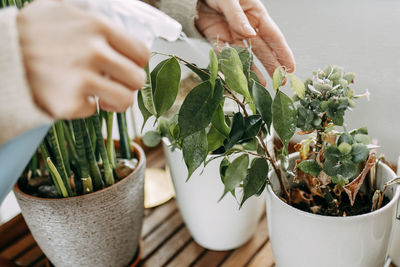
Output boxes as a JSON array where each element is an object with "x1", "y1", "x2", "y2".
[{"x1": 14, "y1": 142, "x2": 146, "y2": 267}]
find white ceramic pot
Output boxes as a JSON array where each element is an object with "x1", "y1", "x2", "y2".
[
  {"x1": 163, "y1": 138, "x2": 266, "y2": 250},
  {"x1": 266, "y1": 153, "x2": 400, "y2": 267},
  {"x1": 389, "y1": 159, "x2": 400, "y2": 265}
]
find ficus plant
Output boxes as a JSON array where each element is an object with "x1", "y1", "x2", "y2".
[
  {"x1": 141, "y1": 45, "x2": 393, "y2": 216},
  {"x1": 20, "y1": 111, "x2": 138, "y2": 198}
]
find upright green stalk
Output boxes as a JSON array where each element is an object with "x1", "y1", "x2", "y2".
[
  {"x1": 72, "y1": 119, "x2": 92, "y2": 191},
  {"x1": 106, "y1": 112, "x2": 117, "y2": 168},
  {"x1": 28, "y1": 151, "x2": 39, "y2": 178},
  {"x1": 47, "y1": 157, "x2": 69, "y2": 198},
  {"x1": 81, "y1": 120, "x2": 104, "y2": 190},
  {"x1": 55, "y1": 121, "x2": 71, "y2": 178},
  {"x1": 62, "y1": 121, "x2": 79, "y2": 165},
  {"x1": 39, "y1": 142, "x2": 62, "y2": 197},
  {"x1": 46, "y1": 125, "x2": 73, "y2": 196},
  {"x1": 81, "y1": 177, "x2": 93, "y2": 194},
  {"x1": 117, "y1": 112, "x2": 131, "y2": 159},
  {"x1": 91, "y1": 113, "x2": 115, "y2": 186}
]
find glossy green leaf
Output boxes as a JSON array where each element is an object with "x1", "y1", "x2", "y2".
[
  {"x1": 241, "y1": 157, "x2": 269, "y2": 207},
  {"x1": 351, "y1": 143, "x2": 369, "y2": 163},
  {"x1": 137, "y1": 91, "x2": 152, "y2": 132},
  {"x1": 150, "y1": 59, "x2": 168, "y2": 90},
  {"x1": 219, "y1": 157, "x2": 230, "y2": 183},
  {"x1": 185, "y1": 63, "x2": 210, "y2": 81},
  {"x1": 209, "y1": 50, "x2": 218, "y2": 89},
  {"x1": 273, "y1": 66, "x2": 285, "y2": 91},
  {"x1": 143, "y1": 131, "x2": 161, "y2": 147},
  {"x1": 288, "y1": 73, "x2": 305, "y2": 99},
  {"x1": 211, "y1": 104, "x2": 230, "y2": 137},
  {"x1": 252, "y1": 80, "x2": 272, "y2": 132},
  {"x1": 220, "y1": 48, "x2": 252, "y2": 101},
  {"x1": 141, "y1": 65, "x2": 157, "y2": 115},
  {"x1": 207, "y1": 126, "x2": 226, "y2": 152},
  {"x1": 225, "y1": 112, "x2": 245, "y2": 150},
  {"x1": 298, "y1": 159, "x2": 322, "y2": 177},
  {"x1": 272, "y1": 91, "x2": 297, "y2": 151},
  {"x1": 179, "y1": 80, "x2": 224, "y2": 138},
  {"x1": 242, "y1": 115, "x2": 262, "y2": 140},
  {"x1": 220, "y1": 154, "x2": 249, "y2": 200},
  {"x1": 182, "y1": 130, "x2": 208, "y2": 181},
  {"x1": 153, "y1": 57, "x2": 181, "y2": 116}
]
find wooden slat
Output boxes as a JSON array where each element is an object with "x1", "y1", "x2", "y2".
[
  {"x1": 166, "y1": 241, "x2": 205, "y2": 267},
  {"x1": 142, "y1": 211, "x2": 184, "y2": 260},
  {"x1": 146, "y1": 146, "x2": 165, "y2": 169},
  {"x1": 142, "y1": 227, "x2": 192, "y2": 267},
  {"x1": 31, "y1": 257, "x2": 47, "y2": 267},
  {"x1": 221, "y1": 217, "x2": 268, "y2": 266},
  {"x1": 14, "y1": 245, "x2": 43, "y2": 266},
  {"x1": 0, "y1": 233, "x2": 35, "y2": 260},
  {"x1": 0, "y1": 214, "x2": 29, "y2": 250},
  {"x1": 248, "y1": 241, "x2": 275, "y2": 267},
  {"x1": 142, "y1": 200, "x2": 178, "y2": 238},
  {"x1": 193, "y1": 250, "x2": 231, "y2": 267}
]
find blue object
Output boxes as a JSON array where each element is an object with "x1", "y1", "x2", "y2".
[{"x1": 0, "y1": 125, "x2": 50, "y2": 204}]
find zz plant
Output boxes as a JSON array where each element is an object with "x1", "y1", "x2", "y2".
[{"x1": 141, "y1": 46, "x2": 390, "y2": 216}]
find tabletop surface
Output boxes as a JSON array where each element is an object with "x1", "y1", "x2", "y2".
[{"x1": 0, "y1": 145, "x2": 397, "y2": 267}]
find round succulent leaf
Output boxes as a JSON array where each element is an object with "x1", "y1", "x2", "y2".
[
  {"x1": 351, "y1": 143, "x2": 369, "y2": 163},
  {"x1": 297, "y1": 159, "x2": 322, "y2": 177},
  {"x1": 338, "y1": 142, "x2": 352, "y2": 155},
  {"x1": 142, "y1": 131, "x2": 162, "y2": 147},
  {"x1": 354, "y1": 134, "x2": 371, "y2": 145}
]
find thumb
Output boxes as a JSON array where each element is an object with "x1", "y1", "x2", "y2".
[{"x1": 218, "y1": 0, "x2": 256, "y2": 37}]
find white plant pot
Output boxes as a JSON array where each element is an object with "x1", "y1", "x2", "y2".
[
  {"x1": 163, "y1": 138, "x2": 267, "y2": 250},
  {"x1": 389, "y1": 160, "x2": 400, "y2": 265},
  {"x1": 266, "y1": 153, "x2": 400, "y2": 267}
]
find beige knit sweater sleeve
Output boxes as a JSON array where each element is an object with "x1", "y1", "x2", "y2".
[{"x1": 0, "y1": 7, "x2": 52, "y2": 147}]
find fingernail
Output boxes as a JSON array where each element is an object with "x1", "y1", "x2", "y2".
[{"x1": 243, "y1": 24, "x2": 257, "y2": 36}]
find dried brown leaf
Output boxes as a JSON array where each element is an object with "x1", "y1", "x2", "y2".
[{"x1": 344, "y1": 154, "x2": 376, "y2": 206}]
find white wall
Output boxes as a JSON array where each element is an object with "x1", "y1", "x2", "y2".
[{"x1": 148, "y1": 0, "x2": 400, "y2": 162}]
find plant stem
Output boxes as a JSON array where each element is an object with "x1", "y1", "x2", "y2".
[
  {"x1": 62, "y1": 121, "x2": 79, "y2": 165},
  {"x1": 106, "y1": 112, "x2": 117, "y2": 168},
  {"x1": 72, "y1": 119, "x2": 91, "y2": 180},
  {"x1": 46, "y1": 125, "x2": 73, "y2": 196},
  {"x1": 81, "y1": 120, "x2": 104, "y2": 190},
  {"x1": 117, "y1": 112, "x2": 131, "y2": 159},
  {"x1": 46, "y1": 157, "x2": 69, "y2": 198},
  {"x1": 81, "y1": 177, "x2": 93, "y2": 194},
  {"x1": 91, "y1": 113, "x2": 115, "y2": 186},
  {"x1": 39, "y1": 142, "x2": 62, "y2": 196},
  {"x1": 55, "y1": 121, "x2": 71, "y2": 178},
  {"x1": 257, "y1": 132, "x2": 291, "y2": 203}
]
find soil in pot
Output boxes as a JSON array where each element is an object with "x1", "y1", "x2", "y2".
[{"x1": 284, "y1": 181, "x2": 390, "y2": 216}]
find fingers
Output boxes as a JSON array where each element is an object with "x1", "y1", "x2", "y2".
[
  {"x1": 99, "y1": 19, "x2": 151, "y2": 68},
  {"x1": 257, "y1": 9, "x2": 295, "y2": 72},
  {"x1": 251, "y1": 64, "x2": 266, "y2": 86},
  {"x1": 250, "y1": 36, "x2": 281, "y2": 77},
  {"x1": 92, "y1": 39, "x2": 146, "y2": 90},
  {"x1": 217, "y1": 0, "x2": 257, "y2": 37},
  {"x1": 85, "y1": 72, "x2": 134, "y2": 112}
]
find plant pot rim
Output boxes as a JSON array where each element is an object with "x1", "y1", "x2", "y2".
[
  {"x1": 14, "y1": 142, "x2": 145, "y2": 202},
  {"x1": 267, "y1": 152, "x2": 400, "y2": 221}
]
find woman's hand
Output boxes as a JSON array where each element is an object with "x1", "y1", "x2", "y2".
[
  {"x1": 196, "y1": 0, "x2": 295, "y2": 83},
  {"x1": 17, "y1": 0, "x2": 150, "y2": 119}
]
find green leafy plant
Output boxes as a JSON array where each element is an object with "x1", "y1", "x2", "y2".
[
  {"x1": 19, "y1": 111, "x2": 138, "y2": 198},
  {"x1": 141, "y1": 46, "x2": 387, "y2": 216}
]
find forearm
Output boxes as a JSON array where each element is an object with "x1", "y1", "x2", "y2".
[{"x1": 0, "y1": 7, "x2": 52, "y2": 147}]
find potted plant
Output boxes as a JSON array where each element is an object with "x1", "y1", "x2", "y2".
[
  {"x1": 140, "y1": 47, "x2": 400, "y2": 263},
  {"x1": 14, "y1": 110, "x2": 146, "y2": 267}
]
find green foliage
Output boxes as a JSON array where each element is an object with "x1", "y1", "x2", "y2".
[
  {"x1": 143, "y1": 131, "x2": 162, "y2": 147},
  {"x1": 182, "y1": 130, "x2": 208, "y2": 180},
  {"x1": 298, "y1": 160, "x2": 322, "y2": 177},
  {"x1": 178, "y1": 80, "x2": 224, "y2": 138},
  {"x1": 220, "y1": 154, "x2": 249, "y2": 200},
  {"x1": 241, "y1": 157, "x2": 269, "y2": 207},
  {"x1": 273, "y1": 66, "x2": 286, "y2": 91},
  {"x1": 272, "y1": 91, "x2": 297, "y2": 153},
  {"x1": 252, "y1": 80, "x2": 272, "y2": 133}
]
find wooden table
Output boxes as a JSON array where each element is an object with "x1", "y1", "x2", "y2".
[{"x1": 0, "y1": 145, "x2": 396, "y2": 267}]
